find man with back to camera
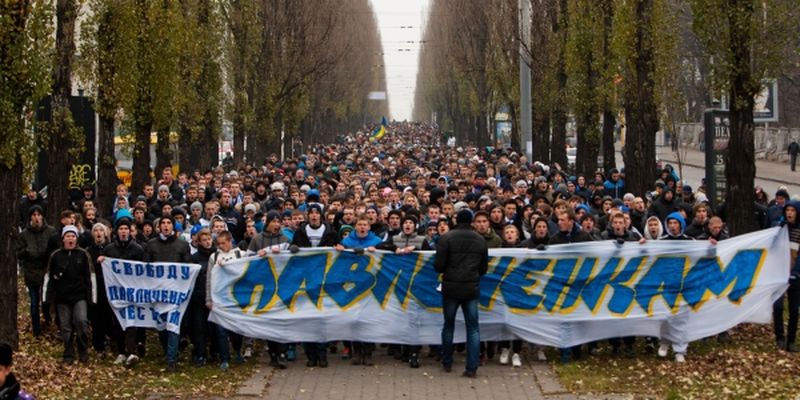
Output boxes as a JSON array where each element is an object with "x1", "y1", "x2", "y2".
[{"x1": 435, "y1": 209, "x2": 488, "y2": 378}]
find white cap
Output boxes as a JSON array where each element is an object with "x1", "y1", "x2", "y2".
[
  {"x1": 62, "y1": 225, "x2": 79, "y2": 238},
  {"x1": 271, "y1": 182, "x2": 285, "y2": 191}
]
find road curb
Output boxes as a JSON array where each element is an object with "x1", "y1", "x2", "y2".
[{"x1": 658, "y1": 157, "x2": 797, "y2": 188}]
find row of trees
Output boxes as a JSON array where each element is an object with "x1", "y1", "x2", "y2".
[
  {"x1": 413, "y1": 0, "x2": 799, "y2": 235},
  {"x1": 0, "y1": 0, "x2": 387, "y2": 346}
]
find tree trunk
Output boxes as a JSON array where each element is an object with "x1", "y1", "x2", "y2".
[
  {"x1": 533, "y1": 114, "x2": 550, "y2": 163},
  {"x1": 724, "y1": 0, "x2": 756, "y2": 235},
  {"x1": 47, "y1": 0, "x2": 79, "y2": 222},
  {"x1": 551, "y1": 0, "x2": 568, "y2": 169},
  {"x1": 622, "y1": 0, "x2": 658, "y2": 198},
  {"x1": 600, "y1": 0, "x2": 616, "y2": 173},
  {"x1": 200, "y1": 115, "x2": 218, "y2": 171},
  {"x1": 155, "y1": 126, "x2": 172, "y2": 175},
  {"x1": 233, "y1": 109, "x2": 245, "y2": 167},
  {"x1": 602, "y1": 109, "x2": 616, "y2": 172},
  {"x1": 0, "y1": 159, "x2": 22, "y2": 347},
  {"x1": 96, "y1": 115, "x2": 119, "y2": 218},
  {"x1": 131, "y1": 121, "x2": 152, "y2": 195}
]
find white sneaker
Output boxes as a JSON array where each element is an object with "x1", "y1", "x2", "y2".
[
  {"x1": 675, "y1": 353, "x2": 686, "y2": 363},
  {"x1": 511, "y1": 353, "x2": 522, "y2": 367},
  {"x1": 657, "y1": 344, "x2": 669, "y2": 358},
  {"x1": 125, "y1": 354, "x2": 139, "y2": 367},
  {"x1": 499, "y1": 348, "x2": 510, "y2": 365},
  {"x1": 114, "y1": 354, "x2": 127, "y2": 365},
  {"x1": 536, "y1": 349, "x2": 547, "y2": 361},
  {"x1": 244, "y1": 347, "x2": 253, "y2": 359}
]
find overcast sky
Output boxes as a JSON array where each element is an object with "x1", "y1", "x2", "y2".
[{"x1": 369, "y1": 0, "x2": 430, "y2": 121}]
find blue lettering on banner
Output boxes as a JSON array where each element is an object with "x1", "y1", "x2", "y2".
[
  {"x1": 408, "y1": 256, "x2": 441, "y2": 310},
  {"x1": 277, "y1": 253, "x2": 329, "y2": 311},
  {"x1": 372, "y1": 253, "x2": 424, "y2": 310},
  {"x1": 323, "y1": 252, "x2": 376, "y2": 310},
  {"x1": 680, "y1": 250, "x2": 765, "y2": 309},
  {"x1": 224, "y1": 246, "x2": 770, "y2": 316},
  {"x1": 498, "y1": 258, "x2": 550, "y2": 314},
  {"x1": 232, "y1": 258, "x2": 278, "y2": 313}
]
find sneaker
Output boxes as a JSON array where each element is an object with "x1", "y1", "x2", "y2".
[
  {"x1": 657, "y1": 344, "x2": 669, "y2": 358},
  {"x1": 125, "y1": 354, "x2": 139, "y2": 367},
  {"x1": 220, "y1": 361, "x2": 230, "y2": 371},
  {"x1": 167, "y1": 362, "x2": 177, "y2": 373},
  {"x1": 270, "y1": 359, "x2": 287, "y2": 369},
  {"x1": 511, "y1": 353, "x2": 522, "y2": 368},
  {"x1": 79, "y1": 353, "x2": 89, "y2": 363},
  {"x1": 675, "y1": 353, "x2": 686, "y2": 363},
  {"x1": 499, "y1": 348, "x2": 510, "y2": 365},
  {"x1": 462, "y1": 370, "x2": 477, "y2": 378},
  {"x1": 243, "y1": 347, "x2": 253, "y2": 359},
  {"x1": 788, "y1": 343, "x2": 800, "y2": 353},
  {"x1": 319, "y1": 359, "x2": 328, "y2": 368},
  {"x1": 777, "y1": 339, "x2": 786, "y2": 350},
  {"x1": 306, "y1": 359, "x2": 318, "y2": 367},
  {"x1": 409, "y1": 354, "x2": 420, "y2": 368},
  {"x1": 536, "y1": 349, "x2": 547, "y2": 362},
  {"x1": 114, "y1": 354, "x2": 127, "y2": 365}
]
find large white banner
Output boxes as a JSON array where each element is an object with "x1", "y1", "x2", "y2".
[
  {"x1": 102, "y1": 258, "x2": 201, "y2": 334},
  {"x1": 209, "y1": 227, "x2": 790, "y2": 347}
]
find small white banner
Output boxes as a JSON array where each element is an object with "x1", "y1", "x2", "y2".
[{"x1": 102, "y1": 258, "x2": 201, "y2": 334}]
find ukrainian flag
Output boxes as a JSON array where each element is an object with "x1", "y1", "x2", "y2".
[{"x1": 370, "y1": 117, "x2": 388, "y2": 141}]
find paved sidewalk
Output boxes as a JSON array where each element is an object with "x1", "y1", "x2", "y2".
[
  {"x1": 220, "y1": 349, "x2": 632, "y2": 400},
  {"x1": 655, "y1": 145, "x2": 800, "y2": 195}
]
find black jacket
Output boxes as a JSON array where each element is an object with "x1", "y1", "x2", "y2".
[
  {"x1": 46, "y1": 247, "x2": 94, "y2": 305},
  {"x1": 549, "y1": 225, "x2": 593, "y2": 245},
  {"x1": 16, "y1": 223, "x2": 57, "y2": 286},
  {"x1": 434, "y1": 224, "x2": 489, "y2": 300},
  {"x1": 146, "y1": 233, "x2": 191, "y2": 263},
  {"x1": 291, "y1": 223, "x2": 339, "y2": 248},
  {"x1": 190, "y1": 245, "x2": 216, "y2": 304},
  {"x1": 103, "y1": 237, "x2": 146, "y2": 261}
]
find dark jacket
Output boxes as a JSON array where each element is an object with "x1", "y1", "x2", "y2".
[
  {"x1": 291, "y1": 222, "x2": 339, "y2": 248},
  {"x1": 0, "y1": 373, "x2": 35, "y2": 400},
  {"x1": 190, "y1": 245, "x2": 216, "y2": 304},
  {"x1": 520, "y1": 234, "x2": 550, "y2": 249},
  {"x1": 648, "y1": 192, "x2": 680, "y2": 222},
  {"x1": 102, "y1": 237, "x2": 146, "y2": 261},
  {"x1": 248, "y1": 230, "x2": 290, "y2": 252},
  {"x1": 45, "y1": 247, "x2": 94, "y2": 305},
  {"x1": 684, "y1": 219, "x2": 708, "y2": 239},
  {"x1": 601, "y1": 228, "x2": 639, "y2": 242},
  {"x1": 549, "y1": 225, "x2": 593, "y2": 245},
  {"x1": 146, "y1": 233, "x2": 191, "y2": 263},
  {"x1": 480, "y1": 229, "x2": 503, "y2": 248},
  {"x1": 434, "y1": 224, "x2": 489, "y2": 300},
  {"x1": 16, "y1": 223, "x2": 57, "y2": 286}
]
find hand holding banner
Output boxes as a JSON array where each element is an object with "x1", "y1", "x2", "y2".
[{"x1": 101, "y1": 258, "x2": 201, "y2": 334}]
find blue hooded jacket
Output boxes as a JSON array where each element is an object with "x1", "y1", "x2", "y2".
[
  {"x1": 341, "y1": 230, "x2": 383, "y2": 249},
  {"x1": 663, "y1": 211, "x2": 689, "y2": 239}
]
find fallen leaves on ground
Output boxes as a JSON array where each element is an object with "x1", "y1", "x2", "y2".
[
  {"x1": 12, "y1": 281, "x2": 256, "y2": 399},
  {"x1": 554, "y1": 324, "x2": 800, "y2": 399}
]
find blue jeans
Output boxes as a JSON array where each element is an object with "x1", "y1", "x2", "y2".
[
  {"x1": 27, "y1": 284, "x2": 42, "y2": 336},
  {"x1": 56, "y1": 300, "x2": 89, "y2": 361},
  {"x1": 160, "y1": 331, "x2": 180, "y2": 364},
  {"x1": 441, "y1": 296, "x2": 480, "y2": 373}
]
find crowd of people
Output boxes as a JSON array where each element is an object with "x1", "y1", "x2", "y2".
[{"x1": 12, "y1": 121, "x2": 800, "y2": 380}]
